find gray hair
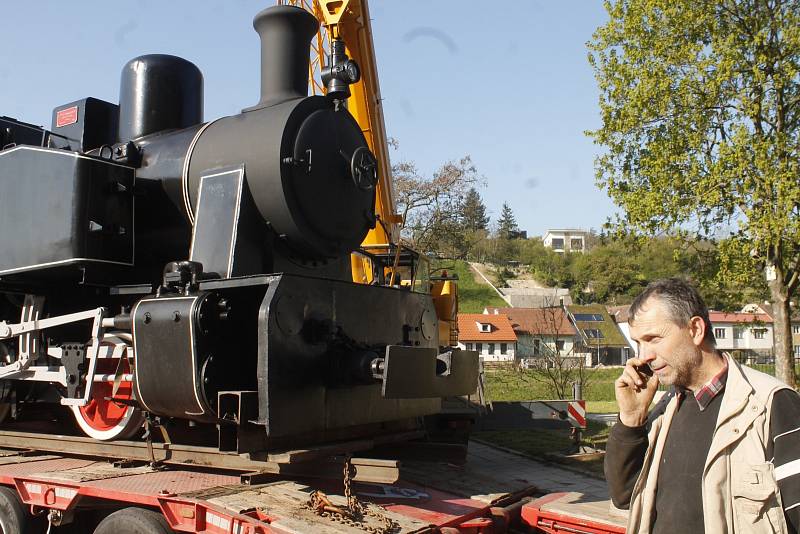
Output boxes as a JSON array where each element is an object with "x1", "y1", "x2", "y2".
[{"x1": 629, "y1": 278, "x2": 716, "y2": 347}]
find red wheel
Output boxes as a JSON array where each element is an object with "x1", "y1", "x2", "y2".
[{"x1": 71, "y1": 355, "x2": 143, "y2": 441}]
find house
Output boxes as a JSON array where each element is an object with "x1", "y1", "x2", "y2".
[
  {"x1": 608, "y1": 302, "x2": 785, "y2": 364},
  {"x1": 457, "y1": 313, "x2": 517, "y2": 363},
  {"x1": 566, "y1": 304, "x2": 633, "y2": 365},
  {"x1": 607, "y1": 304, "x2": 636, "y2": 358},
  {"x1": 708, "y1": 311, "x2": 772, "y2": 362},
  {"x1": 484, "y1": 306, "x2": 577, "y2": 360},
  {"x1": 542, "y1": 229, "x2": 587, "y2": 253},
  {"x1": 497, "y1": 285, "x2": 573, "y2": 308},
  {"x1": 739, "y1": 302, "x2": 800, "y2": 360}
]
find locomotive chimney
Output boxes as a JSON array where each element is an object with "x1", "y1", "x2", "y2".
[{"x1": 250, "y1": 5, "x2": 319, "y2": 109}]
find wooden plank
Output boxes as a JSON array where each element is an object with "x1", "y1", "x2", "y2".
[
  {"x1": 196, "y1": 481, "x2": 429, "y2": 534},
  {"x1": 0, "y1": 431, "x2": 398, "y2": 483},
  {"x1": 242, "y1": 457, "x2": 399, "y2": 485},
  {"x1": 537, "y1": 492, "x2": 627, "y2": 528},
  {"x1": 29, "y1": 462, "x2": 156, "y2": 483},
  {"x1": 264, "y1": 430, "x2": 424, "y2": 464}
]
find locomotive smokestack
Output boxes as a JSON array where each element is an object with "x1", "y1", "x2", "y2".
[{"x1": 251, "y1": 5, "x2": 319, "y2": 109}]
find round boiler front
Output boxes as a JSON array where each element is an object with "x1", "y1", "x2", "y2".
[{"x1": 185, "y1": 96, "x2": 377, "y2": 260}]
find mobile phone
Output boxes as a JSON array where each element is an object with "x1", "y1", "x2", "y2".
[{"x1": 635, "y1": 364, "x2": 653, "y2": 378}]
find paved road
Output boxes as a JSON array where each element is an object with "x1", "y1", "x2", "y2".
[{"x1": 466, "y1": 440, "x2": 610, "y2": 500}]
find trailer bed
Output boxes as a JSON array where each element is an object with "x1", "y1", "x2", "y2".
[{"x1": 0, "y1": 438, "x2": 623, "y2": 532}]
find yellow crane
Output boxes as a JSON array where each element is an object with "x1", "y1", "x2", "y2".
[{"x1": 277, "y1": 0, "x2": 459, "y2": 347}]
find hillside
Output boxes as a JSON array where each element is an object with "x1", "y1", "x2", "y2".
[{"x1": 443, "y1": 261, "x2": 507, "y2": 313}]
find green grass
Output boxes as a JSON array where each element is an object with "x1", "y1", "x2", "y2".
[
  {"x1": 443, "y1": 261, "x2": 507, "y2": 313},
  {"x1": 484, "y1": 367, "x2": 622, "y2": 403},
  {"x1": 586, "y1": 401, "x2": 620, "y2": 414}
]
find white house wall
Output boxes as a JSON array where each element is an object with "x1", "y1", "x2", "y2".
[
  {"x1": 457, "y1": 341, "x2": 516, "y2": 362},
  {"x1": 711, "y1": 323, "x2": 773, "y2": 351},
  {"x1": 515, "y1": 334, "x2": 576, "y2": 358},
  {"x1": 618, "y1": 323, "x2": 637, "y2": 358}
]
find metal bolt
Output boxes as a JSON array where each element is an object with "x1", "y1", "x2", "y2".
[{"x1": 143, "y1": 312, "x2": 152, "y2": 324}]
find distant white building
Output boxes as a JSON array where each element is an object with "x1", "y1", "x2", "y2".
[
  {"x1": 542, "y1": 229, "x2": 587, "y2": 253},
  {"x1": 709, "y1": 311, "x2": 773, "y2": 361}
]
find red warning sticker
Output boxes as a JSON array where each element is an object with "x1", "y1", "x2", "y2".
[{"x1": 56, "y1": 106, "x2": 79, "y2": 128}]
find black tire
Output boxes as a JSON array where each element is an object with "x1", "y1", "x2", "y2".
[
  {"x1": 0, "y1": 486, "x2": 41, "y2": 534},
  {"x1": 93, "y1": 508, "x2": 173, "y2": 534}
]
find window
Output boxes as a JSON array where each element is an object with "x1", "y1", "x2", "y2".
[
  {"x1": 793, "y1": 325, "x2": 800, "y2": 334},
  {"x1": 533, "y1": 339, "x2": 541, "y2": 355},
  {"x1": 573, "y1": 313, "x2": 605, "y2": 322},
  {"x1": 500, "y1": 343, "x2": 508, "y2": 355},
  {"x1": 584, "y1": 329, "x2": 603, "y2": 339},
  {"x1": 551, "y1": 238, "x2": 564, "y2": 249},
  {"x1": 714, "y1": 328, "x2": 726, "y2": 339},
  {"x1": 733, "y1": 328, "x2": 744, "y2": 340},
  {"x1": 477, "y1": 322, "x2": 492, "y2": 333},
  {"x1": 476, "y1": 343, "x2": 483, "y2": 353},
  {"x1": 570, "y1": 238, "x2": 583, "y2": 250},
  {"x1": 488, "y1": 343, "x2": 495, "y2": 355},
  {"x1": 794, "y1": 345, "x2": 800, "y2": 358},
  {"x1": 753, "y1": 329, "x2": 767, "y2": 340},
  {"x1": 465, "y1": 343, "x2": 473, "y2": 350},
  {"x1": 556, "y1": 340, "x2": 565, "y2": 351}
]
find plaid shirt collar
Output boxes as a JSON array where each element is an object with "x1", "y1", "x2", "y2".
[{"x1": 678, "y1": 357, "x2": 729, "y2": 411}]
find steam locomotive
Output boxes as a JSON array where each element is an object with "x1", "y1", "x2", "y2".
[{"x1": 0, "y1": 5, "x2": 477, "y2": 450}]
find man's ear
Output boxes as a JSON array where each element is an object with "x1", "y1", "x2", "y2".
[{"x1": 688, "y1": 316, "x2": 706, "y2": 347}]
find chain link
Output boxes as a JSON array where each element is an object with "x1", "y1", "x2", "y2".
[{"x1": 305, "y1": 454, "x2": 396, "y2": 533}]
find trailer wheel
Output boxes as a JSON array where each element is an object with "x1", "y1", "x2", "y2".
[
  {"x1": 93, "y1": 508, "x2": 173, "y2": 534},
  {"x1": 0, "y1": 486, "x2": 39, "y2": 534}
]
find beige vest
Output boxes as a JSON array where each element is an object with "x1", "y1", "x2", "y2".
[{"x1": 626, "y1": 354, "x2": 790, "y2": 534}]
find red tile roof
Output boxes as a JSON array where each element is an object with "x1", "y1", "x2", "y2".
[
  {"x1": 457, "y1": 314, "x2": 517, "y2": 342},
  {"x1": 484, "y1": 307, "x2": 576, "y2": 336},
  {"x1": 708, "y1": 311, "x2": 771, "y2": 324}
]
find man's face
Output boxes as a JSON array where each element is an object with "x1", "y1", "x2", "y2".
[{"x1": 629, "y1": 297, "x2": 703, "y2": 389}]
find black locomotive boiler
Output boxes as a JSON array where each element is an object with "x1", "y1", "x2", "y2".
[{"x1": 0, "y1": 5, "x2": 477, "y2": 448}]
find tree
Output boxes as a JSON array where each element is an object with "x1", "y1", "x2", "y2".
[
  {"x1": 523, "y1": 303, "x2": 593, "y2": 400},
  {"x1": 392, "y1": 154, "x2": 481, "y2": 255},
  {"x1": 496, "y1": 202, "x2": 519, "y2": 239},
  {"x1": 461, "y1": 188, "x2": 490, "y2": 232},
  {"x1": 588, "y1": 0, "x2": 800, "y2": 386}
]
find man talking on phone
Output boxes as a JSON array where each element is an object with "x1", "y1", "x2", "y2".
[{"x1": 605, "y1": 278, "x2": 800, "y2": 533}]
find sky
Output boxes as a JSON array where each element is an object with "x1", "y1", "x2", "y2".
[{"x1": 0, "y1": 1, "x2": 617, "y2": 238}]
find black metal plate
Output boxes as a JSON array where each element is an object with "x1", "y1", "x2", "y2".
[{"x1": 381, "y1": 346, "x2": 480, "y2": 399}]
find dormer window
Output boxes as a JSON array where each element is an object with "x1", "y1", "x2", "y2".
[{"x1": 477, "y1": 322, "x2": 492, "y2": 333}]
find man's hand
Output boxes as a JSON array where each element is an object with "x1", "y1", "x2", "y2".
[{"x1": 616, "y1": 358, "x2": 659, "y2": 427}]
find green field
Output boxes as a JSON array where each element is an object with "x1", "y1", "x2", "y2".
[
  {"x1": 484, "y1": 367, "x2": 621, "y2": 405},
  {"x1": 444, "y1": 261, "x2": 507, "y2": 313}
]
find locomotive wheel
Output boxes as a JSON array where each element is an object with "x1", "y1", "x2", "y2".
[
  {"x1": 71, "y1": 357, "x2": 144, "y2": 441},
  {"x1": 93, "y1": 507, "x2": 173, "y2": 534}
]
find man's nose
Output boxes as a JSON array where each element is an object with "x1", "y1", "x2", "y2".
[{"x1": 639, "y1": 348, "x2": 656, "y2": 363}]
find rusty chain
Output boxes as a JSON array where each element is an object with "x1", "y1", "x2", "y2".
[{"x1": 306, "y1": 454, "x2": 396, "y2": 533}]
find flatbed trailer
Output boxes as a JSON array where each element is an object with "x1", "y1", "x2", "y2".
[{"x1": 0, "y1": 430, "x2": 627, "y2": 533}]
